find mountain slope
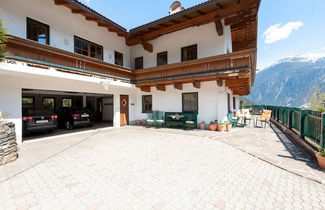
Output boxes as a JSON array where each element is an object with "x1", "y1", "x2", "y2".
[{"x1": 248, "y1": 54, "x2": 325, "y2": 107}]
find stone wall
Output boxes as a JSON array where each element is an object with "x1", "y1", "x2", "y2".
[{"x1": 0, "y1": 121, "x2": 18, "y2": 165}]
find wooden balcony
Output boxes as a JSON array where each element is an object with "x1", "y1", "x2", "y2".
[
  {"x1": 134, "y1": 48, "x2": 256, "y2": 95},
  {"x1": 5, "y1": 35, "x2": 133, "y2": 82}
]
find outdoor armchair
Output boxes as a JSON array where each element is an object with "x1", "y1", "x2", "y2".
[
  {"x1": 155, "y1": 111, "x2": 165, "y2": 128},
  {"x1": 227, "y1": 112, "x2": 238, "y2": 127},
  {"x1": 255, "y1": 110, "x2": 272, "y2": 128},
  {"x1": 146, "y1": 112, "x2": 155, "y2": 128}
]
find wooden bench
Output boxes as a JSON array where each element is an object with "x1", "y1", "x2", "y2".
[{"x1": 165, "y1": 112, "x2": 198, "y2": 129}]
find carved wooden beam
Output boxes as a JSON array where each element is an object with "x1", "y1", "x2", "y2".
[
  {"x1": 215, "y1": 18, "x2": 223, "y2": 36},
  {"x1": 54, "y1": 0, "x2": 68, "y2": 5},
  {"x1": 192, "y1": 80, "x2": 201, "y2": 89},
  {"x1": 173, "y1": 82, "x2": 183, "y2": 90},
  {"x1": 156, "y1": 84, "x2": 166, "y2": 91},
  {"x1": 217, "y1": 79, "x2": 223, "y2": 87},
  {"x1": 85, "y1": 16, "x2": 98, "y2": 21},
  {"x1": 140, "y1": 86, "x2": 151, "y2": 92},
  {"x1": 141, "y1": 40, "x2": 153, "y2": 53},
  {"x1": 71, "y1": 9, "x2": 83, "y2": 14}
]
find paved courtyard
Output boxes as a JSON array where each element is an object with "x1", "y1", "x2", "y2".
[{"x1": 1, "y1": 126, "x2": 325, "y2": 209}]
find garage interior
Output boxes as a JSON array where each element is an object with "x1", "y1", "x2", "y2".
[{"x1": 22, "y1": 89, "x2": 114, "y2": 139}]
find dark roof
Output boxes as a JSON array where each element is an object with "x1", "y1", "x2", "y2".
[
  {"x1": 68, "y1": 0, "x2": 127, "y2": 32},
  {"x1": 129, "y1": 0, "x2": 222, "y2": 34},
  {"x1": 67, "y1": 0, "x2": 224, "y2": 33}
]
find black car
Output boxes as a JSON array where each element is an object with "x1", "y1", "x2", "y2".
[
  {"x1": 22, "y1": 108, "x2": 58, "y2": 135},
  {"x1": 56, "y1": 107, "x2": 93, "y2": 130}
]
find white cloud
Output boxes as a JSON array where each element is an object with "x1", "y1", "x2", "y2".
[
  {"x1": 83, "y1": 0, "x2": 90, "y2": 4},
  {"x1": 263, "y1": 21, "x2": 303, "y2": 44}
]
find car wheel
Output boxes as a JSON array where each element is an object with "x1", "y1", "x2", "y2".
[{"x1": 65, "y1": 121, "x2": 73, "y2": 130}]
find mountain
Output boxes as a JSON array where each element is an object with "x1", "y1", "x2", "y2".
[{"x1": 247, "y1": 53, "x2": 325, "y2": 107}]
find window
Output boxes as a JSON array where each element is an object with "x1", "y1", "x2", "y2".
[
  {"x1": 181, "y1": 44, "x2": 197, "y2": 62},
  {"x1": 233, "y1": 97, "x2": 236, "y2": 110},
  {"x1": 182, "y1": 92, "x2": 198, "y2": 112},
  {"x1": 27, "y1": 18, "x2": 50, "y2": 45},
  {"x1": 135, "y1": 57, "x2": 143, "y2": 70},
  {"x1": 74, "y1": 36, "x2": 103, "y2": 60},
  {"x1": 142, "y1": 95, "x2": 152, "y2": 113},
  {"x1": 22, "y1": 97, "x2": 34, "y2": 106},
  {"x1": 115, "y1": 51, "x2": 123, "y2": 66},
  {"x1": 43, "y1": 98, "x2": 55, "y2": 110},
  {"x1": 157, "y1": 51, "x2": 168, "y2": 66},
  {"x1": 62, "y1": 98, "x2": 72, "y2": 107}
]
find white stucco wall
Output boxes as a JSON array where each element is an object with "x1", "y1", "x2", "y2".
[
  {"x1": 130, "y1": 22, "x2": 232, "y2": 69},
  {"x1": 135, "y1": 81, "x2": 232, "y2": 124},
  {"x1": 0, "y1": 62, "x2": 138, "y2": 143},
  {"x1": 0, "y1": 0, "x2": 130, "y2": 68}
]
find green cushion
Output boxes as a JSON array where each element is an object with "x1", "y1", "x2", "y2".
[
  {"x1": 186, "y1": 121, "x2": 194, "y2": 124},
  {"x1": 156, "y1": 120, "x2": 164, "y2": 123}
]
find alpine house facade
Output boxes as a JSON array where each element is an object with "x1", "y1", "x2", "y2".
[{"x1": 0, "y1": 0, "x2": 260, "y2": 143}]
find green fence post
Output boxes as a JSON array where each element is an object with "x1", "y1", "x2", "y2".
[
  {"x1": 288, "y1": 108, "x2": 293, "y2": 129},
  {"x1": 321, "y1": 112, "x2": 325, "y2": 151},
  {"x1": 300, "y1": 109, "x2": 307, "y2": 139}
]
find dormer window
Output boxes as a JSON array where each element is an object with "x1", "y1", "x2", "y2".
[{"x1": 27, "y1": 18, "x2": 50, "y2": 45}]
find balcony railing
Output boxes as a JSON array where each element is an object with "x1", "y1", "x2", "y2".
[
  {"x1": 4, "y1": 35, "x2": 133, "y2": 82},
  {"x1": 245, "y1": 105, "x2": 325, "y2": 152},
  {"x1": 134, "y1": 48, "x2": 256, "y2": 95}
]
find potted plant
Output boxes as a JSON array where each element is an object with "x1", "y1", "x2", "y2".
[
  {"x1": 225, "y1": 122, "x2": 232, "y2": 132},
  {"x1": 208, "y1": 121, "x2": 218, "y2": 131},
  {"x1": 316, "y1": 150, "x2": 325, "y2": 169},
  {"x1": 141, "y1": 119, "x2": 147, "y2": 126},
  {"x1": 198, "y1": 121, "x2": 205, "y2": 130},
  {"x1": 136, "y1": 120, "x2": 142, "y2": 125},
  {"x1": 218, "y1": 122, "x2": 227, "y2": 132}
]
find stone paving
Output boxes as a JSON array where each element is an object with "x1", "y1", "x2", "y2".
[{"x1": 0, "y1": 126, "x2": 325, "y2": 209}]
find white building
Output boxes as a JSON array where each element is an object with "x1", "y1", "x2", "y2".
[{"x1": 0, "y1": 0, "x2": 260, "y2": 143}]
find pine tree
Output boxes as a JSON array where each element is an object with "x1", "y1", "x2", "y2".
[{"x1": 0, "y1": 17, "x2": 7, "y2": 57}]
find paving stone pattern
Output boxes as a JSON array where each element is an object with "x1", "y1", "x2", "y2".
[{"x1": 0, "y1": 126, "x2": 325, "y2": 209}]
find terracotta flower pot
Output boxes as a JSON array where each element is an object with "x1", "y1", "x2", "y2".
[
  {"x1": 208, "y1": 123, "x2": 218, "y2": 131},
  {"x1": 226, "y1": 124, "x2": 232, "y2": 132},
  {"x1": 316, "y1": 153, "x2": 325, "y2": 169},
  {"x1": 136, "y1": 120, "x2": 141, "y2": 125},
  {"x1": 218, "y1": 125, "x2": 226, "y2": 132},
  {"x1": 141, "y1": 120, "x2": 147, "y2": 126},
  {"x1": 198, "y1": 123, "x2": 205, "y2": 130}
]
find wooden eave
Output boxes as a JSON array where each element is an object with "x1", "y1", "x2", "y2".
[
  {"x1": 53, "y1": 0, "x2": 128, "y2": 38},
  {"x1": 127, "y1": 0, "x2": 260, "y2": 46}
]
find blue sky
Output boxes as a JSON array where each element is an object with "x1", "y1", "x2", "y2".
[{"x1": 81, "y1": 0, "x2": 325, "y2": 69}]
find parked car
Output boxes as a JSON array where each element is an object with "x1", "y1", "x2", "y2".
[
  {"x1": 56, "y1": 107, "x2": 94, "y2": 129},
  {"x1": 22, "y1": 107, "x2": 58, "y2": 135}
]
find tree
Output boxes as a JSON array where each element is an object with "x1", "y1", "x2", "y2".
[
  {"x1": 0, "y1": 17, "x2": 7, "y2": 57},
  {"x1": 309, "y1": 87, "x2": 325, "y2": 112}
]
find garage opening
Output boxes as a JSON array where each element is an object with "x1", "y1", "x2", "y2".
[{"x1": 22, "y1": 89, "x2": 113, "y2": 140}]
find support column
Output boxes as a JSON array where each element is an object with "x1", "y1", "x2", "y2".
[
  {"x1": 83, "y1": 94, "x2": 87, "y2": 108},
  {"x1": 113, "y1": 94, "x2": 120, "y2": 127},
  {"x1": 0, "y1": 77, "x2": 22, "y2": 144},
  {"x1": 217, "y1": 82, "x2": 228, "y2": 123}
]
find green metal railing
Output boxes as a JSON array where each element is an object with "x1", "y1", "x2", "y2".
[{"x1": 243, "y1": 105, "x2": 325, "y2": 151}]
